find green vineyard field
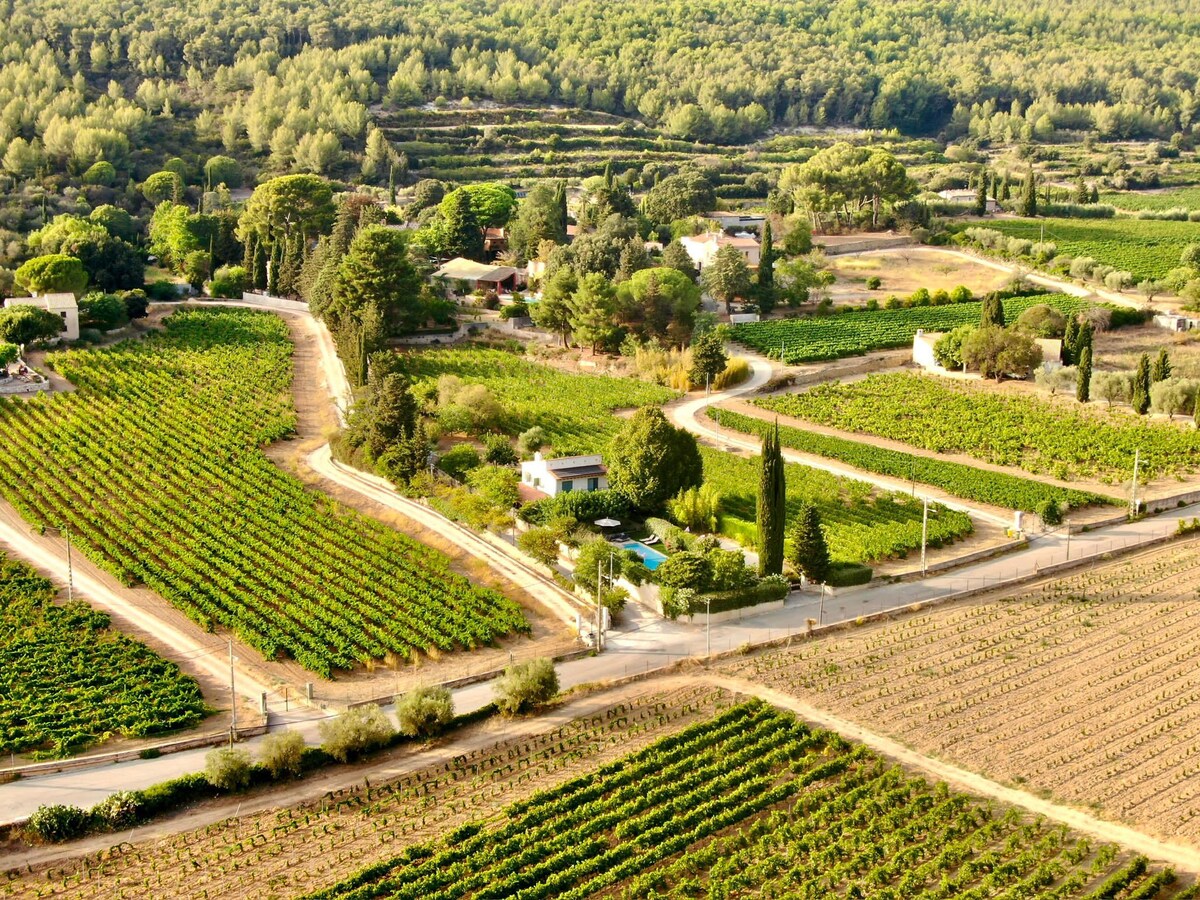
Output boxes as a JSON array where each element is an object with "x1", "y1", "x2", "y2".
[
  {"x1": 0, "y1": 552, "x2": 208, "y2": 758},
  {"x1": 0, "y1": 309, "x2": 529, "y2": 678}
]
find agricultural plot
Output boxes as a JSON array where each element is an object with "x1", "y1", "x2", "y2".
[
  {"x1": 725, "y1": 543, "x2": 1200, "y2": 845},
  {"x1": 700, "y1": 447, "x2": 974, "y2": 563},
  {"x1": 307, "y1": 700, "x2": 1177, "y2": 900},
  {"x1": 980, "y1": 217, "x2": 1200, "y2": 281},
  {"x1": 1, "y1": 685, "x2": 734, "y2": 899},
  {"x1": 0, "y1": 552, "x2": 208, "y2": 759},
  {"x1": 710, "y1": 407, "x2": 1117, "y2": 512},
  {"x1": 0, "y1": 309, "x2": 528, "y2": 678},
  {"x1": 755, "y1": 373, "x2": 1200, "y2": 484},
  {"x1": 401, "y1": 347, "x2": 678, "y2": 454},
  {"x1": 731, "y1": 294, "x2": 1086, "y2": 363},
  {"x1": 1099, "y1": 187, "x2": 1200, "y2": 212}
]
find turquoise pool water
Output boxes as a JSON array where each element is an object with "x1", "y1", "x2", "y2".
[{"x1": 619, "y1": 540, "x2": 667, "y2": 571}]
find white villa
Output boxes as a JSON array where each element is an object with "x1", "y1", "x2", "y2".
[
  {"x1": 935, "y1": 189, "x2": 1001, "y2": 213},
  {"x1": 679, "y1": 232, "x2": 760, "y2": 272},
  {"x1": 520, "y1": 452, "x2": 608, "y2": 499},
  {"x1": 2, "y1": 293, "x2": 79, "y2": 341}
]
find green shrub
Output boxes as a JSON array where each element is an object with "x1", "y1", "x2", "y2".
[
  {"x1": 517, "y1": 526, "x2": 561, "y2": 567},
  {"x1": 483, "y1": 433, "x2": 518, "y2": 465},
  {"x1": 865, "y1": 276, "x2": 882, "y2": 290},
  {"x1": 494, "y1": 658, "x2": 558, "y2": 715},
  {"x1": 209, "y1": 265, "x2": 249, "y2": 299},
  {"x1": 826, "y1": 562, "x2": 873, "y2": 587},
  {"x1": 319, "y1": 704, "x2": 395, "y2": 762},
  {"x1": 258, "y1": 731, "x2": 307, "y2": 780},
  {"x1": 134, "y1": 772, "x2": 213, "y2": 816},
  {"x1": 204, "y1": 748, "x2": 252, "y2": 791},
  {"x1": 519, "y1": 489, "x2": 630, "y2": 525},
  {"x1": 438, "y1": 443, "x2": 482, "y2": 481},
  {"x1": 27, "y1": 804, "x2": 90, "y2": 842},
  {"x1": 395, "y1": 685, "x2": 455, "y2": 737},
  {"x1": 147, "y1": 279, "x2": 179, "y2": 301},
  {"x1": 1036, "y1": 498, "x2": 1064, "y2": 526},
  {"x1": 92, "y1": 791, "x2": 143, "y2": 829}
]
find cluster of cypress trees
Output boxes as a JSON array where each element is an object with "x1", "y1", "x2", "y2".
[
  {"x1": 1062, "y1": 316, "x2": 1095, "y2": 402},
  {"x1": 757, "y1": 421, "x2": 830, "y2": 585}
]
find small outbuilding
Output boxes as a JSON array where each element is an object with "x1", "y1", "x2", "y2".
[{"x1": 432, "y1": 258, "x2": 522, "y2": 292}]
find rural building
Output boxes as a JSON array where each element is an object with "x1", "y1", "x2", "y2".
[
  {"x1": 3, "y1": 293, "x2": 79, "y2": 341},
  {"x1": 1154, "y1": 313, "x2": 1200, "y2": 332},
  {"x1": 701, "y1": 212, "x2": 766, "y2": 232},
  {"x1": 432, "y1": 257, "x2": 522, "y2": 293},
  {"x1": 679, "y1": 232, "x2": 761, "y2": 272},
  {"x1": 520, "y1": 452, "x2": 608, "y2": 499},
  {"x1": 935, "y1": 189, "x2": 1001, "y2": 213}
]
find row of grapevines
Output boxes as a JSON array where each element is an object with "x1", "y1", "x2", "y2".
[
  {"x1": 0, "y1": 551, "x2": 208, "y2": 758},
  {"x1": 711, "y1": 407, "x2": 1117, "y2": 512},
  {"x1": 755, "y1": 373, "x2": 1200, "y2": 484},
  {"x1": 699, "y1": 447, "x2": 974, "y2": 563},
  {"x1": 730, "y1": 294, "x2": 1087, "y2": 363},
  {"x1": 0, "y1": 309, "x2": 529, "y2": 678},
  {"x1": 303, "y1": 701, "x2": 1176, "y2": 900}
]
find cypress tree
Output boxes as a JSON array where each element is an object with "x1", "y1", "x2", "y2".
[
  {"x1": 252, "y1": 239, "x2": 268, "y2": 290},
  {"x1": 1076, "y1": 345, "x2": 1092, "y2": 403},
  {"x1": 975, "y1": 177, "x2": 988, "y2": 216},
  {"x1": 1152, "y1": 347, "x2": 1171, "y2": 383},
  {"x1": 1133, "y1": 353, "x2": 1152, "y2": 415},
  {"x1": 1062, "y1": 316, "x2": 1079, "y2": 365},
  {"x1": 758, "y1": 221, "x2": 775, "y2": 290},
  {"x1": 756, "y1": 423, "x2": 786, "y2": 577},
  {"x1": 266, "y1": 238, "x2": 281, "y2": 296},
  {"x1": 242, "y1": 232, "x2": 256, "y2": 273},
  {"x1": 553, "y1": 180, "x2": 568, "y2": 242},
  {"x1": 1019, "y1": 170, "x2": 1037, "y2": 217},
  {"x1": 603, "y1": 161, "x2": 613, "y2": 190},
  {"x1": 980, "y1": 292, "x2": 1005, "y2": 328},
  {"x1": 1000, "y1": 173, "x2": 1011, "y2": 202},
  {"x1": 789, "y1": 503, "x2": 830, "y2": 585}
]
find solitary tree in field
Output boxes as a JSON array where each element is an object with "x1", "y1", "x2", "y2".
[
  {"x1": 756, "y1": 422, "x2": 786, "y2": 577},
  {"x1": 789, "y1": 503, "x2": 830, "y2": 584},
  {"x1": 607, "y1": 407, "x2": 703, "y2": 512},
  {"x1": 1076, "y1": 345, "x2": 1092, "y2": 403},
  {"x1": 689, "y1": 329, "x2": 728, "y2": 388},
  {"x1": 1133, "y1": 353, "x2": 1152, "y2": 415},
  {"x1": 704, "y1": 244, "x2": 752, "y2": 315},
  {"x1": 1152, "y1": 348, "x2": 1172, "y2": 383}
]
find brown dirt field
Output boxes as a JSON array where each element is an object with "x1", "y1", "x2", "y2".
[
  {"x1": 1095, "y1": 323, "x2": 1200, "y2": 380},
  {"x1": 0, "y1": 681, "x2": 732, "y2": 900},
  {"x1": 723, "y1": 539, "x2": 1200, "y2": 848},
  {"x1": 827, "y1": 247, "x2": 1013, "y2": 300}
]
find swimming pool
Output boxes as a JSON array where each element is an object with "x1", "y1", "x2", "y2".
[{"x1": 618, "y1": 540, "x2": 668, "y2": 571}]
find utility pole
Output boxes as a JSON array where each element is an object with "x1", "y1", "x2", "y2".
[
  {"x1": 228, "y1": 638, "x2": 237, "y2": 748},
  {"x1": 1130, "y1": 448, "x2": 1141, "y2": 516},
  {"x1": 920, "y1": 497, "x2": 929, "y2": 577},
  {"x1": 596, "y1": 558, "x2": 603, "y2": 653}
]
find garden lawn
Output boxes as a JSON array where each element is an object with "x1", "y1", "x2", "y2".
[
  {"x1": 0, "y1": 552, "x2": 209, "y2": 758},
  {"x1": 401, "y1": 347, "x2": 679, "y2": 455},
  {"x1": 754, "y1": 373, "x2": 1200, "y2": 484},
  {"x1": 977, "y1": 217, "x2": 1200, "y2": 281},
  {"x1": 700, "y1": 447, "x2": 973, "y2": 564},
  {"x1": 730, "y1": 294, "x2": 1087, "y2": 364}
]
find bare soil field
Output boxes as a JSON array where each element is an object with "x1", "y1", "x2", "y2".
[
  {"x1": 827, "y1": 247, "x2": 1013, "y2": 301},
  {"x1": 724, "y1": 540, "x2": 1200, "y2": 846},
  {"x1": 1095, "y1": 324, "x2": 1200, "y2": 380},
  {"x1": 0, "y1": 682, "x2": 733, "y2": 900}
]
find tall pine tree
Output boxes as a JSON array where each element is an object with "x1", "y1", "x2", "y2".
[{"x1": 756, "y1": 422, "x2": 786, "y2": 577}]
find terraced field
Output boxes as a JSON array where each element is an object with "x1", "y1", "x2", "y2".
[{"x1": 725, "y1": 542, "x2": 1200, "y2": 846}]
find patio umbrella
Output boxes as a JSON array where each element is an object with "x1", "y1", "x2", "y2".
[{"x1": 594, "y1": 518, "x2": 621, "y2": 529}]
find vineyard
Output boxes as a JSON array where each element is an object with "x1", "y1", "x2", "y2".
[
  {"x1": 699, "y1": 447, "x2": 974, "y2": 563},
  {"x1": 300, "y1": 700, "x2": 1180, "y2": 900},
  {"x1": 1100, "y1": 188, "x2": 1200, "y2": 212},
  {"x1": 730, "y1": 293, "x2": 1086, "y2": 363},
  {"x1": 401, "y1": 347, "x2": 678, "y2": 455},
  {"x1": 755, "y1": 373, "x2": 1200, "y2": 483},
  {"x1": 0, "y1": 309, "x2": 529, "y2": 678},
  {"x1": 977, "y1": 217, "x2": 1200, "y2": 281},
  {"x1": 0, "y1": 684, "x2": 734, "y2": 899},
  {"x1": 0, "y1": 551, "x2": 208, "y2": 759},
  {"x1": 725, "y1": 542, "x2": 1200, "y2": 845},
  {"x1": 709, "y1": 407, "x2": 1118, "y2": 512}
]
